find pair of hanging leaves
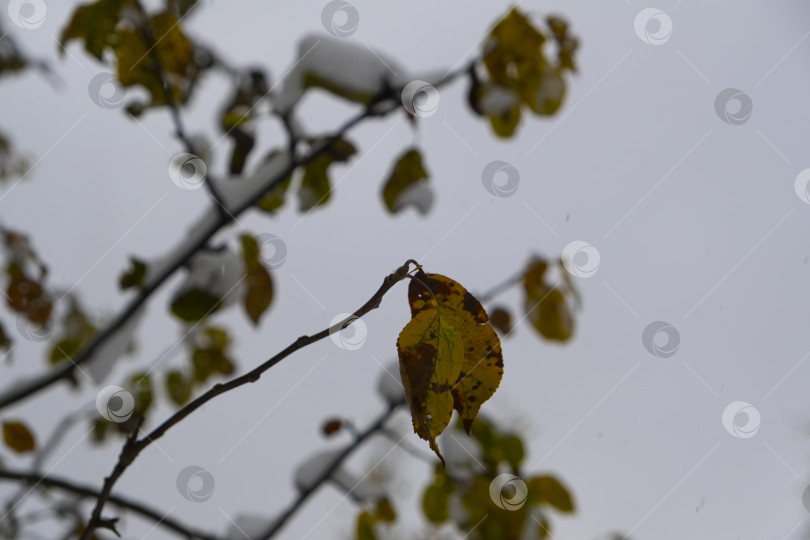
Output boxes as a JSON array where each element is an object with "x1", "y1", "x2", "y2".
[{"x1": 396, "y1": 269, "x2": 503, "y2": 464}]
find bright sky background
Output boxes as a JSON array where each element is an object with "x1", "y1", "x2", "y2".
[{"x1": 1, "y1": 1, "x2": 810, "y2": 539}]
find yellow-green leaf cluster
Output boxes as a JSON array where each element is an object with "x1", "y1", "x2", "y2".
[
  {"x1": 114, "y1": 12, "x2": 192, "y2": 106},
  {"x1": 397, "y1": 269, "x2": 503, "y2": 463},
  {"x1": 190, "y1": 326, "x2": 234, "y2": 383},
  {"x1": 60, "y1": 3, "x2": 198, "y2": 110},
  {"x1": 421, "y1": 416, "x2": 575, "y2": 539},
  {"x1": 470, "y1": 8, "x2": 578, "y2": 138}
]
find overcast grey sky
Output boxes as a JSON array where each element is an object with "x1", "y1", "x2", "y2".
[{"x1": 1, "y1": 1, "x2": 810, "y2": 539}]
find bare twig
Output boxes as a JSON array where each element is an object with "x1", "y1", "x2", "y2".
[
  {"x1": 477, "y1": 267, "x2": 528, "y2": 304},
  {"x1": 79, "y1": 416, "x2": 144, "y2": 540},
  {"x1": 0, "y1": 62, "x2": 472, "y2": 413},
  {"x1": 0, "y1": 469, "x2": 218, "y2": 540},
  {"x1": 76, "y1": 261, "x2": 414, "y2": 537}
]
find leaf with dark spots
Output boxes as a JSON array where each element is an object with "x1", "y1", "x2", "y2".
[
  {"x1": 406, "y1": 270, "x2": 503, "y2": 434},
  {"x1": 397, "y1": 301, "x2": 463, "y2": 464}
]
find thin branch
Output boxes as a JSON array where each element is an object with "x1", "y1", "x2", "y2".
[
  {"x1": 0, "y1": 469, "x2": 218, "y2": 540},
  {"x1": 260, "y1": 399, "x2": 406, "y2": 540},
  {"x1": 477, "y1": 267, "x2": 528, "y2": 304},
  {"x1": 79, "y1": 416, "x2": 144, "y2": 540},
  {"x1": 77, "y1": 261, "x2": 414, "y2": 538},
  {"x1": 130, "y1": 0, "x2": 227, "y2": 209},
  {"x1": 0, "y1": 61, "x2": 472, "y2": 413}
]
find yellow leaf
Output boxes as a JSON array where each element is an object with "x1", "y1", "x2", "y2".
[
  {"x1": 523, "y1": 258, "x2": 574, "y2": 342},
  {"x1": 397, "y1": 301, "x2": 463, "y2": 464},
  {"x1": 355, "y1": 511, "x2": 377, "y2": 540},
  {"x1": 408, "y1": 270, "x2": 503, "y2": 434},
  {"x1": 3, "y1": 420, "x2": 36, "y2": 453}
]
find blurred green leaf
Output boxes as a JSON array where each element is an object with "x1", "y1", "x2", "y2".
[
  {"x1": 2, "y1": 420, "x2": 35, "y2": 453},
  {"x1": 170, "y1": 289, "x2": 222, "y2": 323},
  {"x1": 500, "y1": 434, "x2": 525, "y2": 470},
  {"x1": 380, "y1": 148, "x2": 430, "y2": 214},
  {"x1": 128, "y1": 371, "x2": 153, "y2": 417},
  {"x1": 119, "y1": 257, "x2": 147, "y2": 290},
  {"x1": 298, "y1": 139, "x2": 356, "y2": 212},
  {"x1": 355, "y1": 511, "x2": 377, "y2": 540},
  {"x1": 240, "y1": 234, "x2": 273, "y2": 325},
  {"x1": 528, "y1": 475, "x2": 575, "y2": 513},
  {"x1": 165, "y1": 370, "x2": 192, "y2": 406},
  {"x1": 59, "y1": 0, "x2": 128, "y2": 60}
]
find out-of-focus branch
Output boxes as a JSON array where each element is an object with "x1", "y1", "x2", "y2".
[
  {"x1": 0, "y1": 469, "x2": 218, "y2": 540},
  {"x1": 477, "y1": 267, "x2": 529, "y2": 304},
  {"x1": 260, "y1": 399, "x2": 407, "y2": 539},
  {"x1": 130, "y1": 0, "x2": 227, "y2": 209},
  {"x1": 0, "y1": 61, "x2": 473, "y2": 413}
]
